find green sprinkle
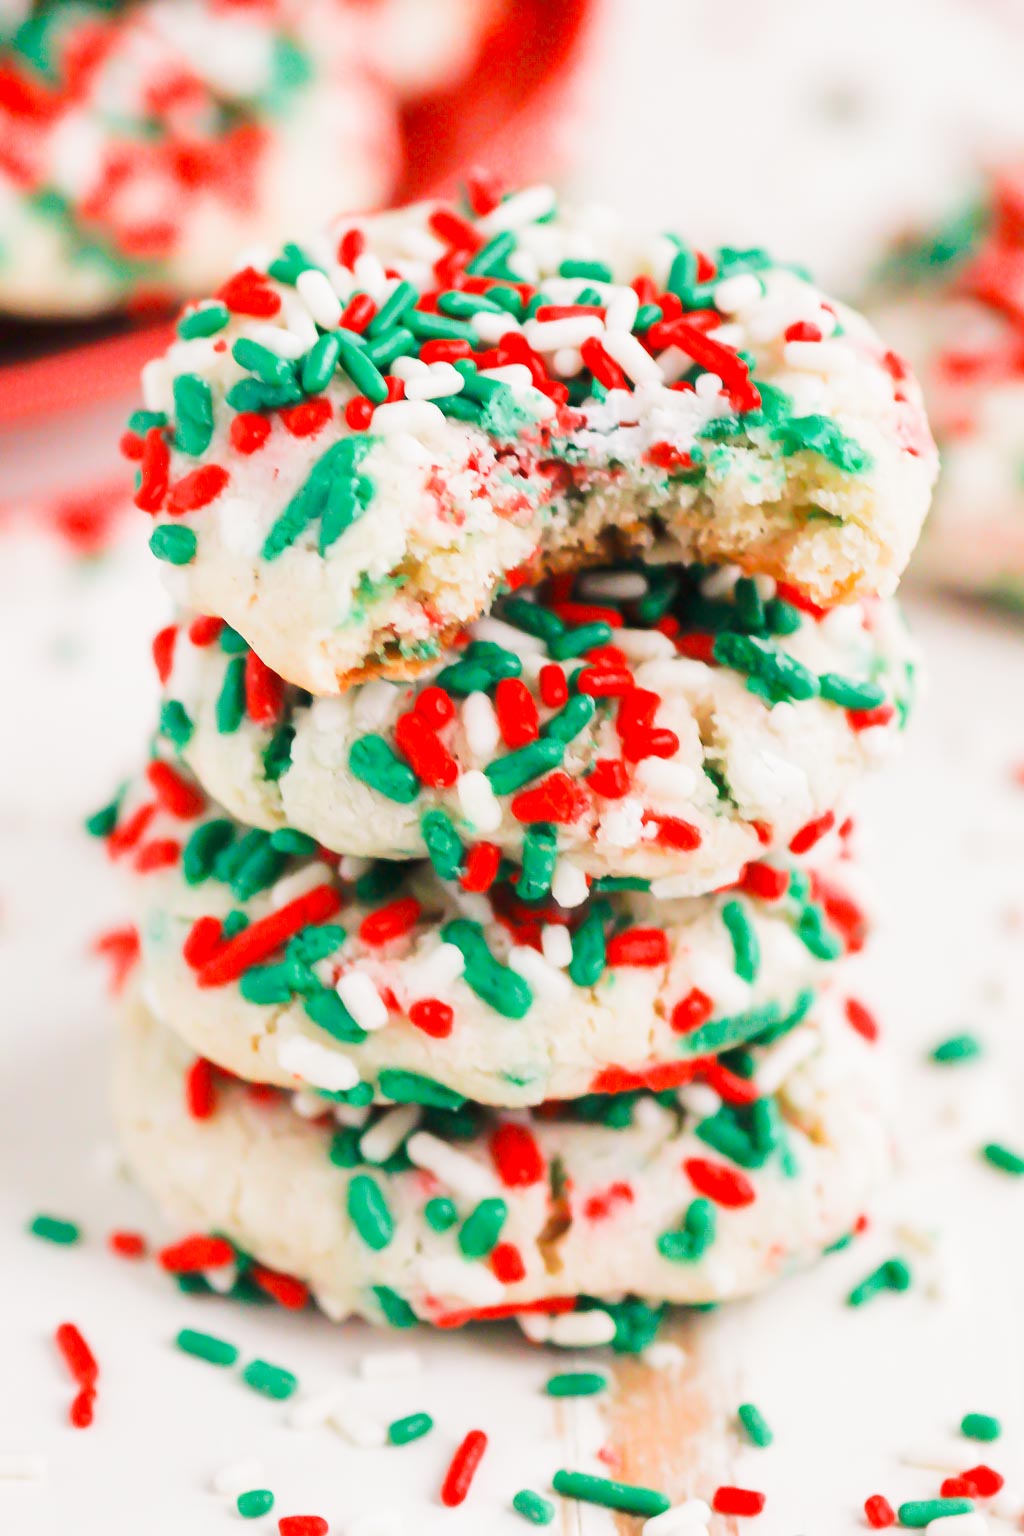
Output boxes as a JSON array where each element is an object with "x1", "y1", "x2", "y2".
[
  {"x1": 796, "y1": 902, "x2": 843, "y2": 961},
  {"x1": 458, "y1": 1197, "x2": 508, "y2": 1259},
  {"x1": 350, "y1": 734, "x2": 420, "y2": 803},
  {"x1": 425, "y1": 1197, "x2": 458, "y2": 1232},
  {"x1": 568, "y1": 905, "x2": 607, "y2": 987},
  {"x1": 348, "y1": 1174, "x2": 395, "y2": 1250},
  {"x1": 172, "y1": 373, "x2": 214, "y2": 456},
  {"x1": 819, "y1": 672, "x2": 887, "y2": 710},
  {"x1": 559, "y1": 258, "x2": 613, "y2": 281},
  {"x1": 897, "y1": 1499, "x2": 974, "y2": 1528},
  {"x1": 847, "y1": 1257, "x2": 912, "y2": 1306},
  {"x1": 175, "y1": 1328, "x2": 239, "y2": 1367},
  {"x1": 373, "y1": 1285, "x2": 418, "y2": 1329},
  {"x1": 337, "y1": 335, "x2": 388, "y2": 403},
  {"x1": 930, "y1": 1033, "x2": 982, "y2": 1064},
  {"x1": 215, "y1": 655, "x2": 246, "y2": 734},
  {"x1": 503, "y1": 598, "x2": 565, "y2": 644},
  {"x1": 961, "y1": 1412, "x2": 1001, "y2": 1442},
  {"x1": 150, "y1": 524, "x2": 197, "y2": 565},
  {"x1": 771, "y1": 412, "x2": 871, "y2": 474},
  {"x1": 737, "y1": 1402, "x2": 774, "y2": 1448},
  {"x1": 387, "y1": 1411, "x2": 433, "y2": 1446},
  {"x1": 421, "y1": 808, "x2": 463, "y2": 880},
  {"x1": 551, "y1": 1471, "x2": 670, "y2": 1519},
  {"x1": 378, "y1": 1069, "x2": 465, "y2": 1111},
  {"x1": 548, "y1": 622, "x2": 612, "y2": 660},
  {"x1": 232, "y1": 337, "x2": 296, "y2": 388},
  {"x1": 713, "y1": 632, "x2": 819, "y2": 704},
  {"x1": 263, "y1": 724, "x2": 295, "y2": 781},
  {"x1": 127, "y1": 409, "x2": 167, "y2": 436},
  {"x1": 657, "y1": 1198, "x2": 716, "y2": 1263},
  {"x1": 241, "y1": 1359, "x2": 298, "y2": 1400},
  {"x1": 465, "y1": 230, "x2": 517, "y2": 276},
  {"x1": 177, "y1": 303, "x2": 228, "y2": 340},
  {"x1": 182, "y1": 817, "x2": 233, "y2": 883},
  {"x1": 545, "y1": 1372, "x2": 607, "y2": 1398},
  {"x1": 722, "y1": 899, "x2": 760, "y2": 981},
  {"x1": 485, "y1": 737, "x2": 564, "y2": 795},
  {"x1": 518, "y1": 823, "x2": 557, "y2": 901},
  {"x1": 513, "y1": 1489, "x2": 555, "y2": 1525},
  {"x1": 981, "y1": 1142, "x2": 1024, "y2": 1175},
  {"x1": 237, "y1": 1490, "x2": 274, "y2": 1519},
  {"x1": 28, "y1": 1214, "x2": 80, "y2": 1245},
  {"x1": 441, "y1": 919, "x2": 533, "y2": 1019},
  {"x1": 85, "y1": 792, "x2": 122, "y2": 838},
  {"x1": 367, "y1": 280, "x2": 418, "y2": 338},
  {"x1": 301, "y1": 332, "x2": 342, "y2": 394},
  {"x1": 543, "y1": 694, "x2": 595, "y2": 744}
]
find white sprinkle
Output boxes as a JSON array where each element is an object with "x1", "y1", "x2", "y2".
[
  {"x1": 244, "y1": 321, "x2": 307, "y2": 360},
  {"x1": 783, "y1": 340, "x2": 855, "y2": 373},
  {"x1": 389, "y1": 355, "x2": 429, "y2": 381},
  {"x1": 287, "y1": 1385, "x2": 346, "y2": 1431},
  {"x1": 462, "y1": 691, "x2": 501, "y2": 759},
  {"x1": 352, "y1": 251, "x2": 388, "y2": 299},
  {"x1": 551, "y1": 860, "x2": 588, "y2": 908},
  {"x1": 329, "y1": 1398, "x2": 387, "y2": 1448},
  {"x1": 420, "y1": 1256, "x2": 505, "y2": 1306},
  {"x1": 402, "y1": 940, "x2": 465, "y2": 1000},
  {"x1": 617, "y1": 628, "x2": 677, "y2": 663},
  {"x1": 336, "y1": 971, "x2": 389, "y2": 1032},
  {"x1": 457, "y1": 769, "x2": 502, "y2": 833},
  {"x1": 0, "y1": 1453, "x2": 45, "y2": 1481},
  {"x1": 403, "y1": 363, "x2": 465, "y2": 401},
  {"x1": 643, "y1": 1498, "x2": 713, "y2": 1535},
  {"x1": 347, "y1": 1509, "x2": 405, "y2": 1536},
  {"x1": 269, "y1": 862, "x2": 336, "y2": 910},
  {"x1": 924, "y1": 1515, "x2": 988, "y2": 1536},
  {"x1": 694, "y1": 370, "x2": 724, "y2": 400},
  {"x1": 541, "y1": 924, "x2": 573, "y2": 969},
  {"x1": 292, "y1": 1089, "x2": 330, "y2": 1119},
  {"x1": 371, "y1": 400, "x2": 448, "y2": 436},
  {"x1": 205, "y1": 1264, "x2": 238, "y2": 1295},
  {"x1": 359, "y1": 1105, "x2": 421, "y2": 1165},
  {"x1": 677, "y1": 1083, "x2": 722, "y2": 1120},
  {"x1": 601, "y1": 329, "x2": 662, "y2": 384},
  {"x1": 754, "y1": 1026, "x2": 818, "y2": 1096},
  {"x1": 604, "y1": 285, "x2": 640, "y2": 333},
  {"x1": 296, "y1": 267, "x2": 343, "y2": 330},
  {"x1": 333, "y1": 1101, "x2": 371, "y2": 1129},
  {"x1": 406, "y1": 1131, "x2": 496, "y2": 1200},
  {"x1": 699, "y1": 563, "x2": 742, "y2": 599},
  {"x1": 641, "y1": 1341, "x2": 687, "y2": 1372},
  {"x1": 633, "y1": 757, "x2": 698, "y2": 804},
  {"x1": 477, "y1": 183, "x2": 556, "y2": 234},
  {"x1": 211, "y1": 1457, "x2": 264, "y2": 1496},
  {"x1": 339, "y1": 854, "x2": 373, "y2": 881},
  {"x1": 552, "y1": 346, "x2": 584, "y2": 377},
  {"x1": 526, "y1": 316, "x2": 603, "y2": 351},
  {"x1": 477, "y1": 363, "x2": 533, "y2": 392},
  {"x1": 546, "y1": 1309, "x2": 617, "y2": 1348},
  {"x1": 357, "y1": 1349, "x2": 422, "y2": 1382},
  {"x1": 578, "y1": 570, "x2": 648, "y2": 600},
  {"x1": 279, "y1": 1035, "x2": 359, "y2": 1093},
  {"x1": 474, "y1": 310, "x2": 522, "y2": 343},
  {"x1": 713, "y1": 273, "x2": 763, "y2": 316},
  {"x1": 472, "y1": 616, "x2": 547, "y2": 655},
  {"x1": 509, "y1": 945, "x2": 570, "y2": 1000}
]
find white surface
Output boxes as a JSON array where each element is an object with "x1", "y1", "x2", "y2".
[{"x1": 0, "y1": 526, "x2": 1022, "y2": 1535}]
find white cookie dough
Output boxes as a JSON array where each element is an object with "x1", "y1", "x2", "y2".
[
  {"x1": 115, "y1": 769, "x2": 865, "y2": 1106},
  {"x1": 132, "y1": 186, "x2": 936, "y2": 691},
  {"x1": 114, "y1": 987, "x2": 890, "y2": 1328},
  {"x1": 161, "y1": 564, "x2": 916, "y2": 887}
]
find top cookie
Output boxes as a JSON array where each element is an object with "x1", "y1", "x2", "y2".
[{"x1": 127, "y1": 184, "x2": 937, "y2": 693}]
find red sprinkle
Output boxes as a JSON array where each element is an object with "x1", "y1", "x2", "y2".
[
  {"x1": 55, "y1": 1323, "x2": 98, "y2": 1390},
  {"x1": 740, "y1": 861, "x2": 790, "y2": 901},
  {"x1": 280, "y1": 397, "x2": 333, "y2": 438},
  {"x1": 587, "y1": 759, "x2": 629, "y2": 799},
  {"x1": 158, "y1": 1234, "x2": 234, "y2": 1273},
  {"x1": 182, "y1": 915, "x2": 223, "y2": 969},
  {"x1": 278, "y1": 1520, "x2": 328, "y2": 1536},
  {"x1": 788, "y1": 810, "x2": 835, "y2": 855},
  {"x1": 490, "y1": 1123, "x2": 544, "y2": 1187},
  {"x1": 414, "y1": 686, "x2": 456, "y2": 728},
  {"x1": 460, "y1": 841, "x2": 502, "y2": 894},
  {"x1": 510, "y1": 771, "x2": 589, "y2": 826},
  {"x1": 197, "y1": 885, "x2": 341, "y2": 987},
  {"x1": 251, "y1": 1266, "x2": 309, "y2": 1311},
  {"x1": 395, "y1": 710, "x2": 457, "y2": 788},
  {"x1": 684, "y1": 1157, "x2": 756, "y2": 1208},
  {"x1": 69, "y1": 1388, "x2": 95, "y2": 1429},
  {"x1": 188, "y1": 615, "x2": 223, "y2": 646},
  {"x1": 408, "y1": 998, "x2": 454, "y2": 1039},
  {"x1": 166, "y1": 463, "x2": 229, "y2": 515},
  {"x1": 244, "y1": 651, "x2": 285, "y2": 725},
  {"x1": 359, "y1": 897, "x2": 422, "y2": 946},
  {"x1": 539, "y1": 664, "x2": 568, "y2": 709},
  {"x1": 338, "y1": 227, "x2": 365, "y2": 268},
  {"x1": 605, "y1": 928, "x2": 669, "y2": 967},
  {"x1": 494, "y1": 677, "x2": 540, "y2": 748},
  {"x1": 145, "y1": 759, "x2": 204, "y2": 819},
  {"x1": 490, "y1": 1242, "x2": 526, "y2": 1284},
  {"x1": 844, "y1": 997, "x2": 879, "y2": 1043},
  {"x1": 152, "y1": 624, "x2": 177, "y2": 683},
  {"x1": 216, "y1": 266, "x2": 280, "y2": 318},
  {"x1": 230, "y1": 412, "x2": 272, "y2": 455},
  {"x1": 345, "y1": 395, "x2": 375, "y2": 430},
  {"x1": 134, "y1": 837, "x2": 180, "y2": 873},
  {"x1": 713, "y1": 1486, "x2": 766, "y2": 1518},
  {"x1": 135, "y1": 427, "x2": 169, "y2": 513},
  {"x1": 864, "y1": 1494, "x2": 896, "y2": 1528},
  {"x1": 671, "y1": 987, "x2": 715, "y2": 1033},
  {"x1": 961, "y1": 1465, "x2": 1004, "y2": 1497},
  {"x1": 647, "y1": 815, "x2": 701, "y2": 851},
  {"x1": 108, "y1": 1230, "x2": 147, "y2": 1260},
  {"x1": 576, "y1": 664, "x2": 635, "y2": 698},
  {"x1": 440, "y1": 1429, "x2": 488, "y2": 1507},
  {"x1": 185, "y1": 1057, "x2": 217, "y2": 1120},
  {"x1": 848, "y1": 703, "x2": 896, "y2": 733}
]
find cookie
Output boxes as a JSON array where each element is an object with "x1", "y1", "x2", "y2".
[{"x1": 126, "y1": 185, "x2": 936, "y2": 690}]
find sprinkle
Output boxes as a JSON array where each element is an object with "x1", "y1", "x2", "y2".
[
  {"x1": 278, "y1": 1519, "x2": 328, "y2": 1536},
  {"x1": 930, "y1": 1034, "x2": 982, "y2": 1064},
  {"x1": 513, "y1": 1489, "x2": 555, "y2": 1525},
  {"x1": 722, "y1": 899, "x2": 760, "y2": 981},
  {"x1": 545, "y1": 1372, "x2": 607, "y2": 1397},
  {"x1": 28, "y1": 1215, "x2": 80, "y2": 1246},
  {"x1": 441, "y1": 919, "x2": 533, "y2": 1019},
  {"x1": 149, "y1": 524, "x2": 197, "y2": 564},
  {"x1": 175, "y1": 1329, "x2": 240, "y2": 1368},
  {"x1": 336, "y1": 971, "x2": 389, "y2": 1032},
  {"x1": 440, "y1": 1429, "x2": 489, "y2": 1507},
  {"x1": 458, "y1": 1199, "x2": 508, "y2": 1259},
  {"x1": 684, "y1": 1158, "x2": 755, "y2": 1209},
  {"x1": 897, "y1": 1501, "x2": 975, "y2": 1528},
  {"x1": 981, "y1": 1142, "x2": 1024, "y2": 1176},
  {"x1": 158, "y1": 1234, "x2": 234, "y2": 1273},
  {"x1": 350, "y1": 735, "x2": 420, "y2": 804},
  {"x1": 960, "y1": 1413, "x2": 1001, "y2": 1442},
  {"x1": 490, "y1": 1123, "x2": 544, "y2": 1187},
  {"x1": 278, "y1": 1037, "x2": 359, "y2": 1093},
  {"x1": 55, "y1": 1324, "x2": 98, "y2": 1390},
  {"x1": 864, "y1": 1494, "x2": 896, "y2": 1528},
  {"x1": 712, "y1": 1486, "x2": 766, "y2": 1517},
  {"x1": 552, "y1": 1471, "x2": 670, "y2": 1519},
  {"x1": 847, "y1": 1258, "x2": 913, "y2": 1306},
  {"x1": 387, "y1": 1412, "x2": 433, "y2": 1446},
  {"x1": 407, "y1": 1132, "x2": 496, "y2": 1200},
  {"x1": 238, "y1": 1491, "x2": 275, "y2": 1519},
  {"x1": 378, "y1": 1070, "x2": 464, "y2": 1110},
  {"x1": 642, "y1": 1499, "x2": 713, "y2": 1534},
  {"x1": 736, "y1": 1402, "x2": 773, "y2": 1447},
  {"x1": 348, "y1": 1175, "x2": 395, "y2": 1250},
  {"x1": 69, "y1": 1390, "x2": 95, "y2": 1429},
  {"x1": 197, "y1": 884, "x2": 342, "y2": 987},
  {"x1": 241, "y1": 1360, "x2": 299, "y2": 1401},
  {"x1": 108, "y1": 1231, "x2": 146, "y2": 1259}
]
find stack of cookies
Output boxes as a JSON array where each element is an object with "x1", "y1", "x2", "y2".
[{"x1": 99, "y1": 184, "x2": 936, "y2": 1350}]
